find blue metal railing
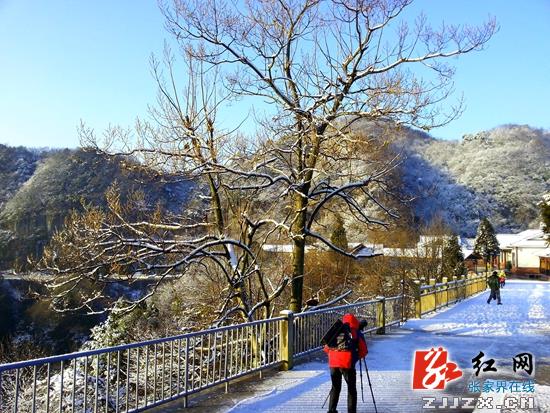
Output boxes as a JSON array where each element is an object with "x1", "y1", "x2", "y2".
[
  {"x1": 0, "y1": 293, "x2": 412, "y2": 412},
  {"x1": 0, "y1": 317, "x2": 283, "y2": 412}
]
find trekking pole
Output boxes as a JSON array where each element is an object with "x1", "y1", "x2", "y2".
[
  {"x1": 363, "y1": 359, "x2": 378, "y2": 413},
  {"x1": 359, "y1": 358, "x2": 364, "y2": 402},
  {"x1": 322, "y1": 389, "x2": 331, "y2": 409}
]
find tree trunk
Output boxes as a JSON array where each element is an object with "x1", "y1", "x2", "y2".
[
  {"x1": 290, "y1": 194, "x2": 307, "y2": 313},
  {"x1": 207, "y1": 173, "x2": 251, "y2": 320}
]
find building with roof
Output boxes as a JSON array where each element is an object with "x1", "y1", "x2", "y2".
[
  {"x1": 262, "y1": 229, "x2": 549, "y2": 276},
  {"x1": 504, "y1": 229, "x2": 549, "y2": 274},
  {"x1": 349, "y1": 242, "x2": 384, "y2": 258},
  {"x1": 447, "y1": 229, "x2": 549, "y2": 276},
  {"x1": 462, "y1": 229, "x2": 549, "y2": 275}
]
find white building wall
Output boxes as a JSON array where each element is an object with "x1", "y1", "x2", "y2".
[{"x1": 516, "y1": 247, "x2": 548, "y2": 268}]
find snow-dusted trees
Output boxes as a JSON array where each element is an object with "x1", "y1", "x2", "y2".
[
  {"x1": 41, "y1": 0, "x2": 496, "y2": 318},
  {"x1": 399, "y1": 125, "x2": 550, "y2": 236},
  {"x1": 473, "y1": 218, "x2": 500, "y2": 270},
  {"x1": 41, "y1": 59, "x2": 290, "y2": 323},
  {"x1": 330, "y1": 214, "x2": 349, "y2": 252},
  {"x1": 442, "y1": 235, "x2": 465, "y2": 277},
  {"x1": 540, "y1": 193, "x2": 550, "y2": 242},
  {"x1": 160, "y1": 0, "x2": 495, "y2": 312}
]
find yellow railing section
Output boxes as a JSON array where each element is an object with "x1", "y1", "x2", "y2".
[{"x1": 414, "y1": 273, "x2": 488, "y2": 318}]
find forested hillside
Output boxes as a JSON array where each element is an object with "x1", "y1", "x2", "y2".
[
  {"x1": 0, "y1": 124, "x2": 547, "y2": 269},
  {"x1": 398, "y1": 124, "x2": 549, "y2": 236},
  {"x1": 0, "y1": 145, "x2": 43, "y2": 209},
  {"x1": 0, "y1": 148, "x2": 194, "y2": 269}
]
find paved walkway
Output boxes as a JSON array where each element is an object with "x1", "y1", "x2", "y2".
[{"x1": 154, "y1": 281, "x2": 550, "y2": 413}]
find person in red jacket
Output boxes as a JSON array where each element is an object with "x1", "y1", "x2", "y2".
[{"x1": 324, "y1": 313, "x2": 368, "y2": 413}]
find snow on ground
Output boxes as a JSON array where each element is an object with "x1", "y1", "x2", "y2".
[{"x1": 222, "y1": 281, "x2": 550, "y2": 413}]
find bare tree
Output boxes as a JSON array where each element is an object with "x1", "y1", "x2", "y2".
[
  {"x1": 41, "y1": 0, "x2": 496, "y2": 317},
  {"x1": 40, "y1": 55, "x2": 290, "y2": 323},
  {"x1": 159, "y1": 0, "x2": 496, "y2": 311}
]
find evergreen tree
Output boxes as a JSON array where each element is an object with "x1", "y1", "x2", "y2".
[
  {"x1": 329, "y1": 214, "x2": 349, "y2": 276},
  {"x1": 473, "y1": 218, "x2": 500, "y2": 271},
  {"x1": 330, "y1": 214, "x2": 349, "y2": 252},
  {"x1": 442, "y1": 235, "x2": 465, "y2": 277}
]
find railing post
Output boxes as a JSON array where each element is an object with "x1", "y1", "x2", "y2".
[
  {"x1": 413, "y1": 280, "x2": 421, "y2": 318},
  {"x1": 429, "y1": 278, "x2": 436, "y2": 309},
  {"x1": 279, "y1": 310, "x2": 294, "y2": 371},
  {"x1": 451, "y1": 276, "x2": 457, "y2": 304},
  {"x1": 0, "y1": 371, "x2": 2, "y2": 412},
  {"x1": 375, "y1": 296, "x2": 386, "y2": 334},
  {"x1": 184, "y1": 338, "x2": 189, "y2": 407},
  {"x1": 442, "y1": 277, "x2": 448, "y2": 306},
  {"x1": 400, "y1": 279, "x2": 406, "y2": 322}
]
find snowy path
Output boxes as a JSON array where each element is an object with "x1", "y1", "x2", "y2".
[{"x1": 155, "y1": 280, "x2": 550, "y2": 413}]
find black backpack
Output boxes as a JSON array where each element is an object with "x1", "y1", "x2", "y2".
[
  {"x1": 321, "y1": 319, "x2": 353, "y2": 351},
  {"x1": 334, "y1": 323, "x2": 353, "y2": 351}
]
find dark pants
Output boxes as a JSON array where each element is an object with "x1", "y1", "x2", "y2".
[
  {"x1": 487, "y1": 289, "x2": 501, "y2": 304},
  {"x1": 328, "y1": 367, "x2": 357, "y2": 413}
]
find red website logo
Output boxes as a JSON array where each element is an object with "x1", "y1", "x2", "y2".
[{"x1": 413, "y1": 347, "x2": 463, "y2": 390}]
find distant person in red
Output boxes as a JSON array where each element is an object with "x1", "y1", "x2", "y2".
[
  {"x1": 324, "y1": 313, "x2": 368, "y2": 413},
  {"x1": 499, "y1": 270, "x2": 506, "y2": 288}
]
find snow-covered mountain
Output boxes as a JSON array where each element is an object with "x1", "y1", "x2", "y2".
[
  {"x1": 397, "y1": 124, "x2": 549, "y2": 236},
  {"x1": 0, "y1": 124, "x2": 547, "y2": 268},
  {"x1": 0, "y1": 147, "x2": 194, "y2": 269}
]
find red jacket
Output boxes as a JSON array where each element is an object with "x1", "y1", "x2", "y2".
[{"x1": 324, "y1": 313, "x2": 368, "y2": 369}]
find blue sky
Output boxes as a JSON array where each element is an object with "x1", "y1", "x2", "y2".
[{"x1": 0, "y1": 0, "x2": 549, "y2": 148}]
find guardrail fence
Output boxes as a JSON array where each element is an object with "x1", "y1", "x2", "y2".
[
  {"x1": 414, "y1": 273, "x2": 487, "y2": 317},
  {"x1": 0, "y1": 273, "x2": 487, "y2": 412},
  {"x1": 0, "y1": 317, "x2": 283, "y2": 413}
]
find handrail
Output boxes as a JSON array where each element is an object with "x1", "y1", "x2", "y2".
[
  {"x1": 0, "y1": 316, "x2": 285, "y2": 372},
  {"x1": 415, "y1": 274, "x2": 487, "y2": 316},
  {"x1": 0, "y1": 274, "x2": 487, "y2": 412},
  {"x1": 294, "y1": 297, "x2": 380, "y2": 318},
  {"x1": 0, "y1": 316, "x2": 284, "y2": 412}
]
